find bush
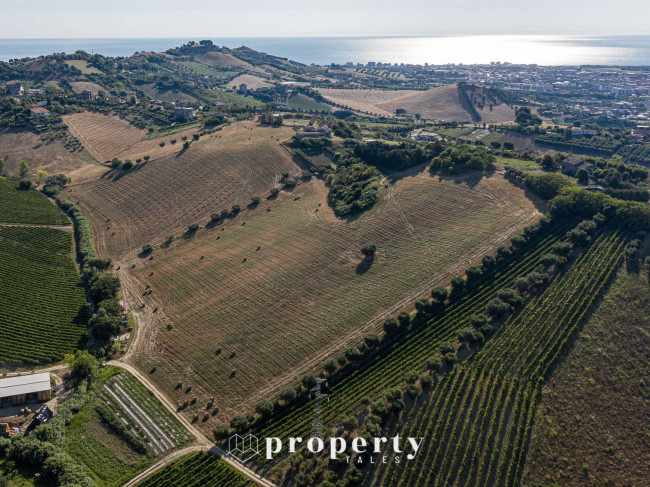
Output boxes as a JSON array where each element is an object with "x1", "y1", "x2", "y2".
[
  {"x1": 122, "y1": 161, "x2": 133, "y2": 171},
  {"x1": 361, "y1": 244, "x2": 376, "y2": 257},
  {"x1": 254, "y1": 400, "x2": 274, "y2": 417},
  {"x1": 230, "y1": 414, "x2": 248, "y2": 433},
  {"x1": 383, "y1": 317, "x2": 399, "y2": 335},
  {"x1": 364, "y1": 333, "x2": 380, "y2": 348},
  {"x1": 279, "y1": 388, "x2": 297, "y2": 403},
  {"x1": 187, "y1": 223, "x2": 200, "y2": 233},
  {"x1": 341, "y1": 416, "x2": 358, "y2": 432},
  {"x1": 397, "y1": 311, "x2": 411, "y2": 329},
  {"x1": 323, "y1": 358, "x2": 338, "y2": 374},
  {"x1": 431, "y1": 285, "x2": 448, "y2": 303},
  {"x1": 301, "y1": 372, "x2": 318, "y2": 389},
  {"x1": 487, "y1": 298, "x2": 509, "y2": 318},
  {"x1": 212, "y1": 423, "x2": 230, "y2": 441},
  {"x1": 141, "y1": 244, "x2": 153, "y2": 254}
]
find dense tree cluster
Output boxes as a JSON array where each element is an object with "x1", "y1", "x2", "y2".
[
  {"x1": 429, "y1": 144, "x2": 496, "y2": 173},
  {"x1": 326, "y1": 160, "x2": 381, "y2": 217}
]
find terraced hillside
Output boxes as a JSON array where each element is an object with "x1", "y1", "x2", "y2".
[
  {"x1": 70, "y1": 121, "x2": 300, "y2": 257},
  {"x1": 0, "y1": 225, "x2": 88, "y2": 366},
  {"x1": 129, "y1": 170, "x2": 540, "y2": 419}
]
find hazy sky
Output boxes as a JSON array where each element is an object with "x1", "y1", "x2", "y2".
[{"x1": 2, "y1": 0, "x2": 649, "y2": 38}]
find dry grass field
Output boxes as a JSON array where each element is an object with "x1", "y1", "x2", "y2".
[
  {"x1": 316, "y1": 88, "x2": 414, "y2": 116},
  {"x1": 228, "y1": 74, "x2": 273, "y2": 90},
  {"x1": 127, "y1": 169, "x2": 540, "y2": 421},
  {"x1": 69, "y1": 121, "x2": 300, "y2": 257},
  {"x1": 195, "y1": 51, "x2": 254, "y2": 69},
  {"x1": 70, "y1": 81, "x2": 105, "y2": 95},
  {"x1": 378, "y1": 85, "x2": 471, "y2": 121},
  {"x1": 62, "y1": 111, "x2": 200, "y2": 162},
  {"x1": 0, "y1": 127, "x2": 89, "y2": 176}
]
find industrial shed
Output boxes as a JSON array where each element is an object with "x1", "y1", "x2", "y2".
[{"x1": 0, "y1": 373, "x2": 51, "y2": 406}]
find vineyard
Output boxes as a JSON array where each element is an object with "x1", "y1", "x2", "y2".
[
  {"x1": 229, "y1": 218, "x2": 587, "y2": 471},
  {"x1": 130, "y1": 171, "x2": 539, "y2": 420},
  {"x1": 367, "y1": 231, "x2": 626, "y2": 487},
  {"x1": 134, "y1": 452, "x2": 254, "y2": 487},
  {"x1": 0, "y1": 225, "x2": 88, "y2": 365},
  {"x1": 71, "y1": 121, "x2": 300, "y2": 256},
  {"x1": 0, "y1": 177, "x2": 70, "y2": 225},
  {"x1": 65, "y1": 369, "x2": 193, "y2": 487}
]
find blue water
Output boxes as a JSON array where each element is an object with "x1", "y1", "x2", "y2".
[{"x1": 2, "y1": 36, "x2": 650, "y2": 66}]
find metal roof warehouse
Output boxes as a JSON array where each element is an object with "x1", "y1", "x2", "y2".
[{"x1": 0, "y1": 373, "x2": 51, "y2": 406}]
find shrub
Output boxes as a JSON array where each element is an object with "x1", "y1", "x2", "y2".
[
  {"x1": 323, "y1": 358, "x2": 338, "y2": 374},
  {"x1": 279, "y1": 388, "x2": 297, "y2": 403},
  {"x1": 122, "y1": 161, "x2": 133, "y2": 170},
  {"x1": 301, "y1": 372, "x2": 318, "y2": 389},
  {"x1": 383, "y1": 317, "x2": 399, "y2": 335},
  {"x1": 141, "y1": 244, "x2": 153, "y2": 254},
  {"x1": 344, "y1": 346, "x2": 362, "y2": 362},
  {"x1": 250, "y1": 196, "x2": 261, "y2": 206},
  {"x1": 426, "y1": 357, "x2": 442, "y2": 373},
  {"x1": 341, "y1": 416, "x2": 358, "y2": 432},
  {"x1": 187, "y1": 223, "x2": 199, "y2": 233},
  {"x1": 397, "y1": 311, "x2": 411, "y2": 329},
  {"x1": 439, "y1": 341, "x2": 455, "y2": 355},
  {"x1": 487, "y1": 298, "x2": 509, "y2": 318},
  {"x1": 431, "y1": 285, "x2": 448, "y2": 302},
  {"x1": 230, "y1": 414, "x2": 248, "y2": 433},
  {"x1": 364, "y1": 333, "x2": 380, "y2": 348},
  {"x1": 231, "y1": 204, "x2": 241, "y2": 213},
  {"x1": 361, "y1": 244, "x2": 376, "y2": 257},
  {"x1": 254, "y1": 400, "x2": 274, "y2": 417},
  {"x1": 212, "y1": 423, "x2": 230, "y2": 441},
  {"x1": 210, "y1": 213, "x2": 220, "y2": 223}
]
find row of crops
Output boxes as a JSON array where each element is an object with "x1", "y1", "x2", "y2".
[
  {"x1": 101, "y1": 372, "x2": 193, "y2": 455},
  {"x1": 135, "y1": 452, "x2": 254, "y2": 487},
  {"x1": 368, "y1": 230, "x2": 626, "y2": 486},
  {"x1": 0, "y1": 177, "x2": 70, "y2": 225},
  {"x1": 249, "y1": 217, "x2": 578, "y2": 465},
  {"x1": 0, "y1": 225, "x2": 88, "y2": 365}
]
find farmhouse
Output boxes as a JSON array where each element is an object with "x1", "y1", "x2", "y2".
[
  {"x1": 296, "y1": 125, "x2": 331, "y2": 140},
  {"x1": 79, "y1": 89, "x2": 94, "y2": 100},
  {"x1": 30, "y1": 106, "x2": 50, "y2": 119},
  {"x1": 561, "y1": 155, "x2": 594, "y2": 176},
  {"x1": 174, "y1": 106, "x2": 196, "y2": 120},
  {"x1": 6, "y1": 83, "x2": 24, "y2": 96},
  {"x1": 0, "y1": 373, "x2": 51, "y2": 406}
]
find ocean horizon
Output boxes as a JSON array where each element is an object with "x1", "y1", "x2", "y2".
[{"x1": 1, "y1": 35, "x2": 650, "y2": 66}]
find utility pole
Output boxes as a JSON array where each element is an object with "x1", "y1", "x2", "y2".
[{"x1": 309, "y1": 378, "x2": 328, "y2": 440}]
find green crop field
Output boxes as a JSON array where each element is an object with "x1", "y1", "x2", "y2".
[
  {"x1": 0, "y1": 225, "x2": 88, "y2": 366},
  {"x1": 65, "y1": 368, "x2": 193, "y2": 487},
  {"x1": 0, "y1": 177, "x2": 70, "y2": 225},
  {"x1": 134, "y1": 452, "x2": 254, "y2": 487},
  {"x1": 287, "y1": 93, "x2": 332, "y2": 112}
]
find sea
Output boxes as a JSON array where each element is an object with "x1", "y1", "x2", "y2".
[{"x1": 1, "y1": 35, "x2": 650, "y2": 66}]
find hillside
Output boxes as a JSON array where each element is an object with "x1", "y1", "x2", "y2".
[
  {"x1": 522, "y1": 262, "x2": 650, "y2": 486},
  {"x1": 379, "y1": 84, "x2": 472, "y2": 121},
  {"x1": 126, "y1": 170, "x2": 540, "y2": 421},
  {"x1": 70, "y1": 121, "x2": 300, "y2": 257}
]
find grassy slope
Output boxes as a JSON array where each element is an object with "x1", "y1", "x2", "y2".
[
  {"x1": 0, "y1": 226, "x2": 88, "y2": 366},
  {"x1": 71, "y1": 122, "x2": 300, "y2": 257},
  {"x1": 287, "y1": 93, "x2": 331, "y2": 112},
  {"x1": 0, "y1": 128, "x2": 90, "y2": 177},
  {"x1": 131, "y1": 170, "x2": 539, "y2": 419},
  {"x1": 0, "y1": 178, "x2": 69, "y2": 225},
  {"x1": 522, "y1": 262, "x2": 650, "y2": 487}
]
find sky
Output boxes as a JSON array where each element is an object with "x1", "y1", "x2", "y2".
[{"x1": 1, "y1": 0, "x2": 649, "y2": 38}]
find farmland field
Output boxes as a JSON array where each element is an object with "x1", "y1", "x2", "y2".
[
  {"x1": 70, "y1": 121, "x2": 300, "y2": 257},
  {"x1": 0, "y1": 177, "x2": 69, "y2": 225},
  {"x1": 129, "y1": 169, "x2": 540, "y2": 419},
  {"x1": 134, "y1": 452, "x2": 254, "y2": 487},
  {"x1": 522, "y1": 263, "x2": 650, "y2": 486},
  {"x1": 178, "y1": 61, "x2": 233, "y2": 78},
  {"x1": 228, "y1": 74, "x2": 273, "y2": 90},
  {"x1": 316, "y1": 88, "x2": 414, "y2": 116},
  {"x1": 0, "y1": 127, "x2": 90, "y2": 176},
  {"x1": 247, "y1": 223, "x2": 627, "y2": 487},
  {"x1": 65, "y1": 59, "x2": 102, "y2": 74},
  {"x1": 0, "y1": 225, "x2": 88, "y2": 366},
  {"x1": 287, "y1": 93, "x2": 332, "y2": 112},
  {"x1": 65, "y1": 368, "x2": 193, "y2": 486},
  {"x1": 378, "y1": 84, "x2": 472, "y2": 121},
  {"x1": 62, "y1": 111, "x2": 201, "y2": 163},
  {"x1": 70, "y1": 81, "x2": 105, "y2": 95}
]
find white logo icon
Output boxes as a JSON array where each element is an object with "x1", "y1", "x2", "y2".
[{"x1": 227, "y1": 433, "x2": 260, "y2": 462}]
